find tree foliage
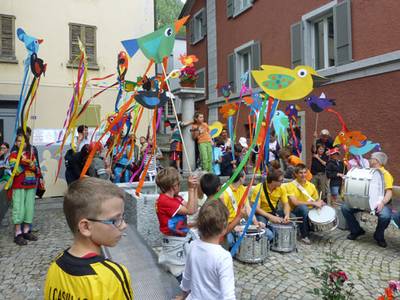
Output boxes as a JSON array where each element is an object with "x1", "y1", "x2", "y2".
[{"x1": 155, "y1": 0, "x2": 185, "y2": 34}]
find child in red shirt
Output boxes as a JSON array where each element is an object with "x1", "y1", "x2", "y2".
[{"x1": 155, "y1": 167, "x2": 198, "y2": 280}]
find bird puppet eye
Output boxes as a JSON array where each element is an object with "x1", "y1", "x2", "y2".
[
  {"x1": 297, "y1": 69, "x2": 308, "y2": 78},
  {"x1": 164, "y1": 28, "x2": 173, "y2": 37}
]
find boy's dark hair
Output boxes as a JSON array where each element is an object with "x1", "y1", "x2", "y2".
[
  {"x1": 294, "y1": 163, "x2": 307, "y2": 174},
  {"x1": 16, "y1": 126, "x2": 32, "y2": 136},
  {"x1": 156, "y1": 167, "x2": 180, "y2": 193},
  {"x1": 197, "y1": 199, "x2": 229, "y2": 239},
  {"x1": 266, "y1": 169, "x2": 283, "y2": 183},
  {"x1": 233, "y1": 171, "x2": 245, "y2": 183},
  {"x1": 64, "y1": 177, "x2": 125, "y2": 233},
  {"x1": 270, "y1": 160, "x2": 281, "y2": 170},
  {"x1": 214, "y1": 137, "x2": 224, "y2": 147},
  {"x1": 77, "y1": 125, "x2": 88, "y2": 133},
  {"x1": 315, "y1": 143, "x2": 325, "y2": 151},
  {"x1": 234, "y1": 144, "x2": 243, "y2": 154},
  {"x1": 200, "y1": 173, "x2": 221, "y2": 197}
]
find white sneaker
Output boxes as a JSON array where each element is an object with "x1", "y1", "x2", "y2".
[{"x1": 301, "y1": 237, "x2": 311, "y2": 245}]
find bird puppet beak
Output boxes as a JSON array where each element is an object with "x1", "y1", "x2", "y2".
[
  {"x1": 333, "y1": 135, "x2": 341, "y2": 146},
  {"x1": 37, "y1": 39, "x2": 44, "y2": 44},
  {"x1": 311, "y1": 73, "x2": 330, "y2": 87},
  {"x1": 175, "y1": 15, "x2": 190, "y2": 33}
]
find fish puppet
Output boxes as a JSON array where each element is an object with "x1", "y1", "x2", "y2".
[
  {"x1": 305, "y1": 92, "x2": 335, "y2": 113},
  {"x1": 272, "y1": 110, "x2": 289, "y2": 146},
  {"x1": 252, "y1": 65, "x2": 326, "y2": 101}
]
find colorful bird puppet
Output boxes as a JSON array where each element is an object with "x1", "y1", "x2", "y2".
[
  {"x1": 121, "y1": 16, "x2": 189, "y2": 77},
  {"x1": 242, "y1": 95, "x2": 262, "y2": 115},
  {"x1": 179, "y1": 54, "x2": 198, "y2": 67},
  {"x1": 209, "y1": 121, "x2": 224, "y2": 139},
  {"x1": 349, "y1": 141, "x2": 380, "y2": 156},
  {"x1": 272, "y1": 110, "x2": 289, "y2": 146},
  {"x1": 251, "y1": 65, "x2": 326, "y2": 101},
  {"x1": 333, "y1": 130, "x2": 367, "y2": 148},
  {"x1": 239, "y1": 71, "x2": 252, "y2": 98},
  {"x1": 220, "y1": 102, "x2": 239, "y2": 119},
  {"x1": 285, "y1": 104, "x2": 301, "y2": 123},
  {"x1": 6, "y1": 28, "x2": 46, "y2": 190},
  {"x1": 216, "y1": 82, "x2": 233, "y2": 99},
  {"x1": 305, "y1": 92, "x2": 335, "y2": 113},
  {"x1": 133, "y1": 75, "x2": 170, "y2": 109}
]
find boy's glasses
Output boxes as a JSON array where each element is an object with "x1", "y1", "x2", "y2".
[{"x1": 87, "y1": 213, "x2": 126, "y2": 228}]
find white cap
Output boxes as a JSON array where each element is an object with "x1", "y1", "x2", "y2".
[
  {"x1": 320, "y1": 129, "x2": 330, "y2": 136},
  {"x1": 239, "y1": 137, "x2": 248, "y2": 148},
  {"x1": 371, "y1": 152, "x2": 388, "y2": 166}
]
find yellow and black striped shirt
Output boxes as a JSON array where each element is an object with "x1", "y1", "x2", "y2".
[{"x1": 44, "y1": 250, "x2": 133, "y2": 300}]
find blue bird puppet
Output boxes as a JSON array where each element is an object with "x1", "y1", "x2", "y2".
[
  {"x1": 305, "y1": 92, "x2": 335, "y2": 113},
  {"x1": 17, "y1": 28, "x2": 43, "y2": 55},
  {"x1": 272, "y1": 110, "x2": 289, "y2": 146},
  {"x1": 349, "y1": 141, "x2": 380, "y2": 156}
]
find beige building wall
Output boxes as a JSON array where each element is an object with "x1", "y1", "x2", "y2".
[{"x1": 0, "y1": 0, "x2": 155, "y2": 196}]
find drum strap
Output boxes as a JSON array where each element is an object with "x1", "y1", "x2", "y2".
[
  {"x1": 293, "y1": 180, "x2": 314, "y2": 202},
  {"x1": 226, "y1": 186, "x2": 238, "y2": 211},
  {"x1": 262, "y1": 182, "x2": 277, "y2": 215}
]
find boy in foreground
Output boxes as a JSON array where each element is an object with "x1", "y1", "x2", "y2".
[
  {"x1": 44, "y1": 177, "x2": 133, "y2": 300},
  {"x1": 176, "y1": 199, "x2": 236, "y2": 300}
]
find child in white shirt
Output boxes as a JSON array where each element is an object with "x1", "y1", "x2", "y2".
[{"x1": 176, "y1": 199, "x2": 235, "y2": 300}]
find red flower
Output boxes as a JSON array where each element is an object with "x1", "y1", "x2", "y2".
[{"x1": 329, "y1": 271, "x2": 348, "y2": 283}]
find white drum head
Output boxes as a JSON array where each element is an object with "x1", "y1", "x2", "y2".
[
  {"x1": 368, "y1": 169, "x2": 384, "y2": 210},
  {"x1": 308, "y1": 206, "x2": 336, "y2": 223}
]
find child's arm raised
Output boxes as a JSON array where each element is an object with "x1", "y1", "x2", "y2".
[{"x1": 176, "y1": 175, "x2": 198, "y2": 215}]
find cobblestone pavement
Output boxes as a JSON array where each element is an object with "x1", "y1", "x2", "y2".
[
  {"x1": 233, "y1": 216, "x2": 400, "y2": 300},
  {"x1": 0, "y1": 197, "x2": 72, "y2": 300},
  {"x1": 1, "y1": 197, "x2": 399, "y2": 299}
]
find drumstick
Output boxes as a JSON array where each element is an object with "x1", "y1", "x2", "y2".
[
  {"x1": 292, "y1": 220, "x2": 303, "y2": 224},
  {"x1": 288, "y1": 217, "x2": 303, "y2": 220}
]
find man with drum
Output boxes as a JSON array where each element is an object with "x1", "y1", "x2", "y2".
[
  {"x1": 251, "y1": 169, "x2": 291, "y2": 242},
  {"x1": 341, "y1": 152, "x2": 393, "y2": 248},
  {"x1": 285, "y1": 164, "x2": 325, "y2": 245}
]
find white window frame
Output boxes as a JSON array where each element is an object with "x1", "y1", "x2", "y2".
[
  {"x1": 233, "y1": 0, "x2": 253, "y2": 18},
  {"x1": 311, "y1": 14, "x2": 335, "y2": 70},
  {"x1": 234, "y1": 40, "x2": 254, "y2": 89},
  {"x1": 301, "y1": 0, "x2": 337, "y2": 71},
  {"x1": 193, "y1": 8, "x2": 205, "y2": 44}
]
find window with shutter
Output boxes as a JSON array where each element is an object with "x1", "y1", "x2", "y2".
[
  {"x1": 0, "y1": 14, "x2": 17, "y2": 62},
  {"x1": 192, "y1": 8, "x2": 206, "y2": 44},
  {"x1": 232, "y1": 0, "x2": 254, "y2": 18},
  {"x1": 68, "y1": 23, "x2": 98, "y2": 69},
  {"x1": 195, "y1": 68, "x2": 206, "y2": 88},
  {"x1": 291, "y1": 0, "x2": 352, "y2": 70}
]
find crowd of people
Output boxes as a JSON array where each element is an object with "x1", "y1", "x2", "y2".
[{"x1": 2, "y1": 117, "x2": 398, "y2": 299}]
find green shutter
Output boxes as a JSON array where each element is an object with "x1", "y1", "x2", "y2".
[
  {"x1": 334, "y1": 0, "x2": 352, "y2": 66},
  {"x1": 251, "y1": 41, "x2": 261, "y2": 87},
  {"x1": 201, "y1": 9, "x2": 207, "y2": 38},
  {"x1": 227, "y1": 0, "x2": 234, "y2": 18},
  {"x1": 188, "y1": 18, "x2": 194, "y2": 44},
  {"x1": 85, "y1": 26, "x2": 96, "y2": 64},
  {"x1": 195, "y1": 69, "x2": 205, "y2": 88},
  {"x1": 0, "y1": 15, "x2": 14, "y2": 57},
  {"x1": 70, "y1": 24, "x2": 81, "y2": 61},
  {"x1": 290, "y1": 21, "x2": 303, "y2": 67},
  {"x1": 228, "y1": 53, "x2": 236, "y2": 93}
]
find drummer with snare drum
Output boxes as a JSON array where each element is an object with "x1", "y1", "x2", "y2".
[
  {"x1": 251, "y1": 169, "x2": 292, "y2": 242},
  {"x1": 285, "y1": 164, "x2": 325, "y2": 245},
  {"x1": 341, "y1": 152, "x2": 393, "y2": 248}
]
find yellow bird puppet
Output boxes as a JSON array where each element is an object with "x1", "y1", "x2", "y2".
[{"x1": 251, "y1": 65, "x2": 326, "y2": 101}]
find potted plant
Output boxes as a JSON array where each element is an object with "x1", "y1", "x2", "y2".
[{"x1": 179, "y1": 54, "x2": 199, "y2": 87}]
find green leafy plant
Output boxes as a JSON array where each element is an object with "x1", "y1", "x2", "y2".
[{"x1": 308, "y1": 242, "x2": 354, "y2": 300}]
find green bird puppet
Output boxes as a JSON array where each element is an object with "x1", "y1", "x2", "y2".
[{"x1": 121, "y1": 16, "x2": 189, "y2": 76}]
